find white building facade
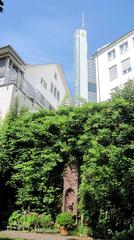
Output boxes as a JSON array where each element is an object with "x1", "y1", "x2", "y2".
[
  {"x1": 25, "y1": 64, "x2": 69, "y2": 110},
  {"x1": 0, "y1": 45, "x2": 71, "y2": 120},
  {"x1": 94, "y1": 30, "x2": 134, "y2": 102}
]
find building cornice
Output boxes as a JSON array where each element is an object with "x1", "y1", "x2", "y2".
[
  {"x1": 92, "y1": 29, "x2": 134, "y2": 57},
  {"x1": 0, "y1": 45, "x2": 25, "y2": 67}
]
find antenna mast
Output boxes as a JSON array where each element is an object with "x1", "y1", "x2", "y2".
[{"x1": 82, "y1": 12, "x2": 85, "y2": 29}]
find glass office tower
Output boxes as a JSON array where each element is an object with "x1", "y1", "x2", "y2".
[{"x1": 74, "y1": 29, "x2": 88, "y2": 103}]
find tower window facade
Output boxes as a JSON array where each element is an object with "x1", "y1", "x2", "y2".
[
  {"x1": 74, "y1": 29, "x2": 88, "y2": 102},
  {"x1": 88, "y1": 82, "x2": 96, "y2": 93}
]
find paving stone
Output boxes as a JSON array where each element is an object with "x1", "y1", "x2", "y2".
[{"x1": 0, "y1": 231, "x2": 94, "y2": 240}]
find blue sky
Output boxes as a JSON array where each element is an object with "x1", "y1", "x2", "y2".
[{"x1": 0, "y1": 0, "x2": 134, "y2": 94}]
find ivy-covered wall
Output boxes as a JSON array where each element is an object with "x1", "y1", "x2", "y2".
[{"x1": 0, "y1": 80, "x2": 133, "y2": 238}]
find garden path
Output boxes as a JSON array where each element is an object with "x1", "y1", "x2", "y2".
[{"x1": 0, "y1": 231, "x2": 94, "y2": 240}]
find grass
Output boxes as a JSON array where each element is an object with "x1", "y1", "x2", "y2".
[
  {"x1": 0, "y1": 236, "x2": 25, "y2": 240},
  {"x1": 0, "y1": 238, "x2": 24, "y2": 240}
]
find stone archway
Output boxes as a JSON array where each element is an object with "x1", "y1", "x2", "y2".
[{"x1": 65, "y1": 188, "x2": 75, "y2": 214}]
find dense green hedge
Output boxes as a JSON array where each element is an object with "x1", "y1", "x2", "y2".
[{"x1": 0, "y1": 80, "x2": 133, "y2": 239}]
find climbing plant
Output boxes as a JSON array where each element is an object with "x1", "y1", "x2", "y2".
[{"x1": 0, "y1": 80, "x2": 133, "y2": 239}]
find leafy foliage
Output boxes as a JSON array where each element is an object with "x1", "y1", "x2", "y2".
[
  {"x1": 55, "y1": 212, "x2": 74, "y2": 229},
  {"x1": 78, "y1": 81, "x2": 134, "y2": 238},
  {"x1": 0, "y1": 80, "x2": 133, "y2": 239},
  {"x1": 8, "y1": 211, "x2": 52, "y2": 231},
  {"x1": 8, "y1": 211, "x2": 23, "y2": 230},
  {"x1": 39, "y1": 213, "x2": 52, "y2": 228},
  {"x1": 74, "y1": 223, "x2": 92, "y2": 237}
]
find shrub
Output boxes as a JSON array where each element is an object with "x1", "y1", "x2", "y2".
[
  {"x1": 39, "y1": 213, "x2": 52, "y2": 228},
  {"x1": 75, "y1": 223, "x2": 92, "y2": 237},
  {"x1": 26, "y1": 212, "x2": 39, "y2": 230},
  {"x1": 8, "y1": 211, "x2": 23, "y2": 230},
  {"x1": 112, "y1": 230, "x2": 134, "y2": 240},
  {"x1": 56, "y1": 212, "x2": 74, "y2": 229},
  {"x1": 7, "y1": 211, "x2": 54, "y2": 231}
]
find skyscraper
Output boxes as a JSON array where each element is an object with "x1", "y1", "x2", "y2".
[
  {"x1": 74, "y1": 15, "x2": 88, "y2": 103},
  {"x1": 88, "y1": 58, "x2": 97, "y2": 102},
  {"x1": 74, "y1": 15, "x2": 97, "y2": 104}
]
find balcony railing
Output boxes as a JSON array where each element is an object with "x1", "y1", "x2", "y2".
[
  {"x1": 0, "y1": 66, "x2": 5, "y2": 78},
  {"x1": 0, "y1": 69, "x2": 51, "y2": 109}
]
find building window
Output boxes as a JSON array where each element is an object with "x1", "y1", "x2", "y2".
[
  {"x1": 49, "y1": 104, "x2": 54, "y2": 110},
  {"x1": 0, "y1": 74, "x2": 4, "y2": 79},
  {"x1": 54, "y1": 72, "x2": 57, "y2": 80},
  {"x1": 111, "y1": 87, "x2": 119, "y2": 93},
  {"x1": 120, "y1": 41, "x2": 128, "y2": 54},
  {"x1": 121, "y1": 58, "x2": 132, "y2": 75},
  {"x1": 54, "y1": 87, "x2": 57, "y2": 97},
  {"x1": 57, "y1": 91, "x2": 60, "y2": 101},
  {"x1": 12, "y1": 64, "x2": 19, "y2": 73},
  {"x1": 9, "y1": 59, "x2": 13, "y2": 68},
  {"x1": 108, "y1": 49, "x2": 116, "y2": 61},
  {"x1": 133, "y1": 37, "x2": 134, "y2": 47},
  {"x1": 0, "y1": 57, "x2": 6, "y2": 67},
  {"x1": 88, "y1": 82, "x2": 96, "y2": 93},
  {"x1": 88, "y1": 93, "x2": 97, "y2": 103},
  {"x1": 50, "y1": 83, "x2": 53, "y2": 93},
  {"x1": 41, "y1": 78, "x2": 47, "y2": 89},
  {"x1": 109, "y1": 65, "x2": 118, "y2": 81}
]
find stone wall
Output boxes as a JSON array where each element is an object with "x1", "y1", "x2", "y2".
[{"x1": 62, "y1": 163, "x2": 78, "y2": 218}]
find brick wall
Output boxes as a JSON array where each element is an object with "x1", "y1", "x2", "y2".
[{"x1": 62, "y1": 163, "x2": 78, "y2": 218}]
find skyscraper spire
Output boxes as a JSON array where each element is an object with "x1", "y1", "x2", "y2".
[{"x1": 82, "y1": 12, "x2": 85, "y2": 29}]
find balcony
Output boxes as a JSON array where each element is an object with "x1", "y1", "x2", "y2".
[
  {"x1": 0, "y1": 66, "x2": 6, "y2": 79},
  {"x1": 0, "y1": 68, "x2": 50, "y2": 109}
]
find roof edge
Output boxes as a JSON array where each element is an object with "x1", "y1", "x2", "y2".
[
  {"x1": 92, "y1": 28, "x2": 134, "y2": 57},
  {"x1": 0, "y1": 45, "x2": 26, "y2": 65}
]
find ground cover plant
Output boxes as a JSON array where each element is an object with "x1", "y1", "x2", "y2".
[{"x1": 0, "y1": 237, "x2": 24, "y2": 240}]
